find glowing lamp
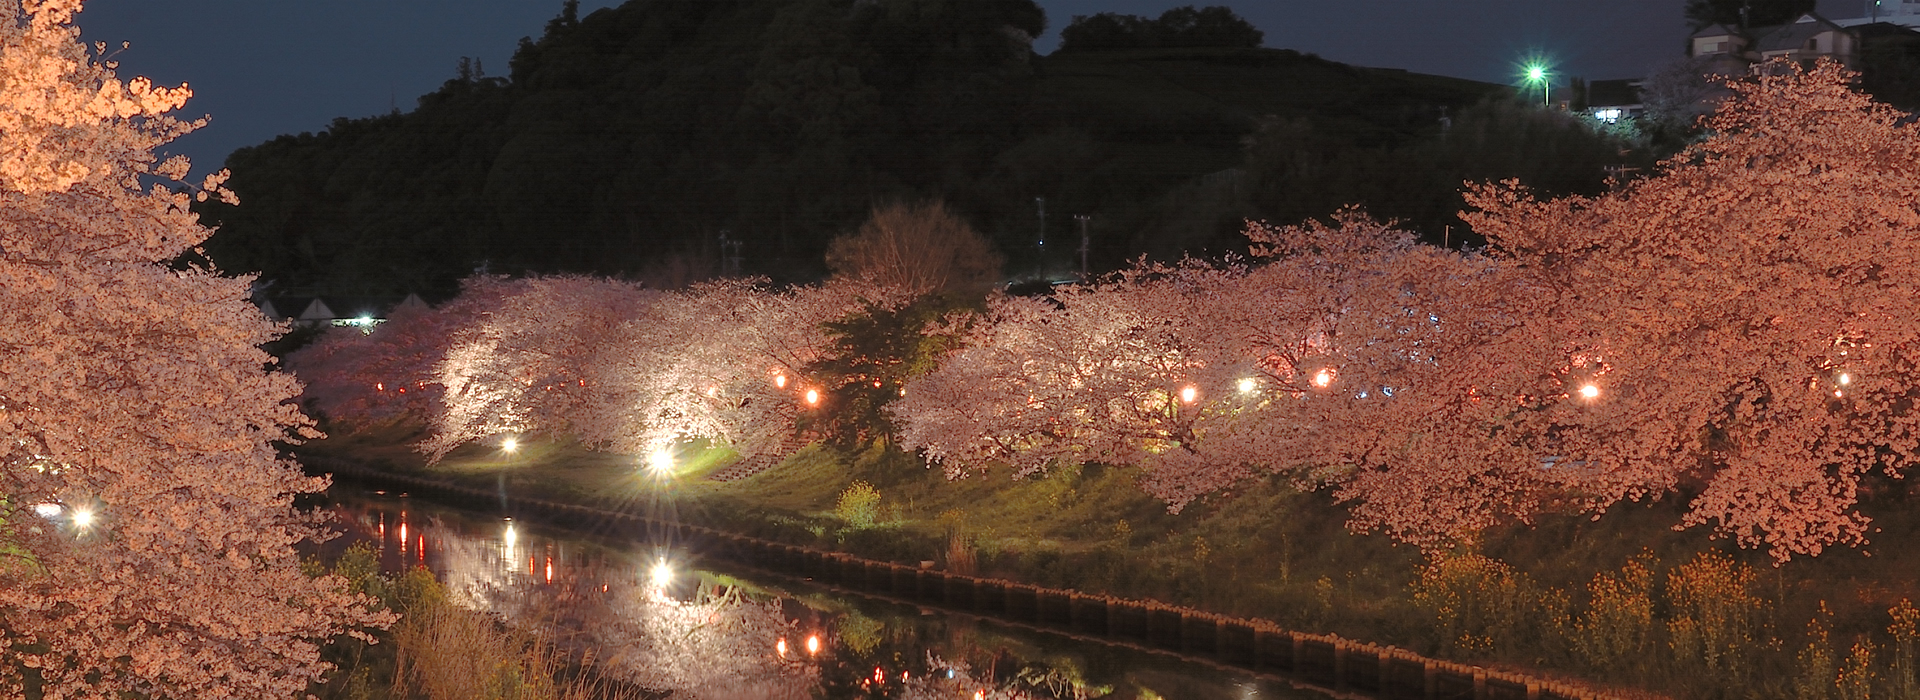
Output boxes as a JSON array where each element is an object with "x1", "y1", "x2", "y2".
[
  {"x1": 1238, "y1": 377, "x2": 1256, "y2": 394},
  {"x1": 1839, "y1": 372, "x2": 1853, "y2": 385},
  {"x1": 1312, "y1": 369, "x2": 1334, "y2": 388},
  {"x1": 649, "y1": 559, "x2": 673, "y2": 588},
  {"x1": 648, "y1": 449, "x2": 673, "y2": 475},
  {"x1": 806, "y1": 634, "x2": 821, "y2": 655},
  {"x1": 501, "y1": 437, "x2": 520, "y2": 453},
  {"x1": 776, "y1": 638, "x2": 788, "y2": 657},
  {"x1": 804, "y1": 389, "x2": 820, "y2": 406},
  {"x1": 1179, "y1": 385, "x2": 1198, "y2": 403},
  {"x1": 775, "y1": 374, "x2": 788, "y2": 389},
  {"x1": 70, "y1": 507, "x2": 94, "y2": 529},
  {"x1": 1579, "y1": 384, "x2": 1600, "y2": 399}
]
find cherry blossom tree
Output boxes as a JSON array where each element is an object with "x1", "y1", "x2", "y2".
[
  {"x1": 1457, "y1": 59, "x2": 1920, "y2": 560},
  {"x1": 422, "y1": 276, "x2": 656, "y2": 460},
  {"x1": 412, "y1": 275, "x2": 891, "y2": 462},
  {"x1": 0, "y1": 2, "x2": 388, "y2": 696},
  {"x1": 892, "y1": 261, "x2": 1277, "y2": 508}
]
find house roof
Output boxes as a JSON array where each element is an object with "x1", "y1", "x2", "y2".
[
  {"x1": 1753, "y1": 13, "x2": 1851, "y2": 53},
  {"x1": 1691, "y1": 23, "x2": 1743, "y2": 39}
]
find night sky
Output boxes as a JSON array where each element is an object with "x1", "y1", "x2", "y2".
[{"x1": 72, "y1": 1, "x2": 1861, "y2": 177}]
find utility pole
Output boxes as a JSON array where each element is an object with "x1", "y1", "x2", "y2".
[
  {"x1": 718, "y1": 229, "x2": 743, "y2": 276},
  {"x1": 1074, "y1": 214, "x2": 1091, "y2": 280},
  {"x1": 1035, "y1": 197, "x2": 1046, "y2": 279}
]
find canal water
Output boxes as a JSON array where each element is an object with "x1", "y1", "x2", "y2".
[{"x1": 327, "y1": 488, "x2": 1328, "y2": 700}]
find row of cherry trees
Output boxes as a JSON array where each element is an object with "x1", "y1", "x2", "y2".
[
  {"x1": 296, "y1": 276, "x2": 901, "y2": 462},
  {"x1": 899, "y1": 62, "x2": 1920, "y2": 561},
  {"x1": 305, "y1": 62, "x2": 1919, "y2": 563}
]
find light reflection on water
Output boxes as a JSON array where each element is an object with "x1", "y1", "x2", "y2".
[{"x1": 329, "y1": 490, "x2": 1320, "y2": 700}]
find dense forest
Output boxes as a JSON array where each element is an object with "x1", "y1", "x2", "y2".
[{"x1": 196, "y1": 0, "x2": 1641, "y2": 298}]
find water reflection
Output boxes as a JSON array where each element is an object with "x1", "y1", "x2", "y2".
[{"x1": 329, "y1": 491, "x2": 1319, "y2": 700}]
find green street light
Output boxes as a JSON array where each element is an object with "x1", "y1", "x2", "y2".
[{"x1": 1524, "y1": 63, "x2": 1550, "y2": 107}]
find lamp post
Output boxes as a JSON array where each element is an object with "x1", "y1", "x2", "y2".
[{"x1": 1525, "y1": 64, "x2": 1550, "y2": 107}]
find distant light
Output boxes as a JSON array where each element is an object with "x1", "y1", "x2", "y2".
[
  {"x1": 1312, "y1": 369, "x2": 1334, "y2": 388},
  {"x1": 1839, "y1": 372, "x2": 1853, "y2": 385},
  {"x1": 648, "y1": 449, "x2": 673, "y2": 475},
  {"x1": 503, "y1": 521, "x2": 518, "y2": 549},
  {"x1": 70, "y1": 507, "x2": 94, "y2": 529},
  {"x1": 776, "y1": 638, "x2": 788, "y2": 658},
  {"x1": 1579, "y1": 384, "x2": 1600, "y2": 399},
  {"x1": 649, "y1": 559, "x2": 673, "y2": 588},
  {"x1": 1179, "y1": 385, "x2": 1198, "y2": 403},
  {"x1": 804, "y1": 389, "x2": 820, "y2": 406},
  {"x1": 501, "y1": 437, "x2": 519, "y2": 453},
  {"x1": 1238, "y1": 378, "x2": 1256, "y2": 394},
  {"x1": 805, "y1": 634, "x2": 821, "y2": 655},
  {"x1": 1527, "y1": 65, "x2": 1546, "y2": 82},
  {"x1": 1836, "y1": 390, "x2": 1846, "y2": 398},
  {"x1": 33, "y1": 503, "x2": 61, "y2": 519},
  {"x1": 775, "y1": 374, "x2": 788, "y2": 389}
]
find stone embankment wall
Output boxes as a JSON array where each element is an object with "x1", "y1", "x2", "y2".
[{"x1": 309, "y1": 457, "x2": 1617, "y2": 700}]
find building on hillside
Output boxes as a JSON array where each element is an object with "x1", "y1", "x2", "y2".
[
  {"x1": 1842, "y1": 0, "x2": 1920, "y2": 28},
  {"x1": 1689, "y1": 13, "x2": 1861, "y2": 69},
  {"x1": 255, "y1": 293, "x2": 428, "y2": 329},
  {"x1": 1585, "y1": 78, "x2": 1644, "y2": 123}
]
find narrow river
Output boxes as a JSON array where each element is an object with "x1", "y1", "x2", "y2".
[{"x1": 325, "y1": 488, "x2": 1328, "y2": 700}]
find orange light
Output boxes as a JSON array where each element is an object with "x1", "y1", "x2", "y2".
[
  {"x1": 1179, "y1": 385, "x2": 1198, "y2": 403},
  {"x1": 775, "y1": 374, "x2": 788, "y2": 389},
  {"x1": 776, "y1": 638, "x2": 788, "y2": 657},
  {"x1": 805, "y1": 634, "x2": 821, "y2": 655},
  {"x1": 1313, "y1": 369, "x2": 1334, "y2": 388},
  {"x1": 375, "y1": 382, "x2": 385, "y2": 391},
  {"x1": 1579, "y1": 384, "x2": 1600, "y2": 399},
  {"x1": 804, "y1": 389, "x2": 820, "y2": 406}
]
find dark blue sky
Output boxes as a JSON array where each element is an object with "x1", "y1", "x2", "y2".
[{"x1": 69, "y1": 1, "x2": 1855, "y2": 177}]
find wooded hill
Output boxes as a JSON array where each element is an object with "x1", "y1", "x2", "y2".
[{"x1": 195, "y1": 0, "x2": 1632, "y2": 298}]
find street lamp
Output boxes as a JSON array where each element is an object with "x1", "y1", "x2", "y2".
[{"x1": 1524, "y1": 63, "x2": 1550, "y2": 107}]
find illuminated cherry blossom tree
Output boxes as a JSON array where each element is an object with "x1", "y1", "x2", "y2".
[
  {"x1": 891, "y1": 262, "x2": 1270, "y2": 507},
  {"x1": 420, "y1": 276, "x2": 656, "y2": 459},
  {"x1": 0, "y1": 2, "x2": 388, "y2": 696},
  {"x1": 1456, "y1": 59, "x2": 1920, "y2": 560},
  {"x1": 413, "y1": 275, "x2": 891, "y2": 462}
]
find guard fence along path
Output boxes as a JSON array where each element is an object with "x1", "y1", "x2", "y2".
[{"x1": 308, "y1": 456, "x2": 1620, "y2": 700}]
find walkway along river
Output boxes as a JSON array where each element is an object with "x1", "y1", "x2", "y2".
[{"x1": 313, "y1": 458, "x2": 1619, "y2": 700}]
